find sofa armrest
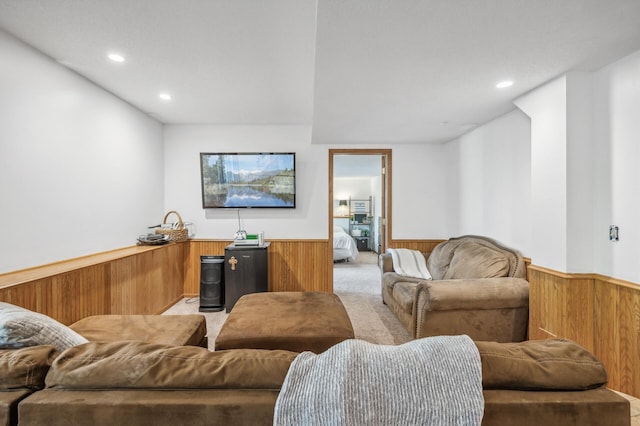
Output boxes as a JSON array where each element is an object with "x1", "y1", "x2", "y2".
[{"x1": 416, "y1": 277, "x2": 529, "y2": 312}]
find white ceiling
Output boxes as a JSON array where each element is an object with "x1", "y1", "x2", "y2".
[{"x1": 1, "y1": 0, "x2": 640, "y2": 145}]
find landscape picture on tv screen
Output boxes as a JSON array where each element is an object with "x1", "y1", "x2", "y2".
[{"x1": 200, "y1": 152, "x2": 296, "y2": 208}]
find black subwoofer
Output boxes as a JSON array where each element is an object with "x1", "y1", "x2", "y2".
[{"x1": 199, "y1": 255, "x2": 224, "y2": 312}]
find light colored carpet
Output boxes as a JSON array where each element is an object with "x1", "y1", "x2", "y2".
[
  {"x1": 334, "y1": 252, "x2": 411, "y2": 345},
  {"x1": 164, "y1": 251, "x2": 411, "y2": 350},
  {"x1": 164, "y1": 298, "x2": 228, "y2": 351}
]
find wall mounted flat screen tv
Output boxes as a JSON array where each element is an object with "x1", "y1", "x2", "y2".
[{"x1": 200, "y1": 152, "x2": 296, "y2": 208}]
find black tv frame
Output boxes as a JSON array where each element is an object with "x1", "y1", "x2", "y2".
[{"x1": 200, "y1": 152, "x2": 296, "y2": 209}]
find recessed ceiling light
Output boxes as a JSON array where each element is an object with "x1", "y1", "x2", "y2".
[
  {"x1": 107, "y1": 53, "x2": 125, "y2": 63},
  {"x1": 496, "y1": 80, "x2": 513, "y2": 89},
  {"x1": 158, "y1": 93, "x2": 172, "y2": 101}
]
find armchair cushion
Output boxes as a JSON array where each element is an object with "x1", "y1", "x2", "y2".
[
  {"x1": 427, "y1": 235, "x2": 525, "y2": 280},
  {"x1": 444, "y1": 241, "x2": 510, "y2": 279}
]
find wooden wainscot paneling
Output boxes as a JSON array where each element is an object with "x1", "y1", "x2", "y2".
[
  {"x1": 268, "y1": 240, "x2": 331, "y2": 293},
  {"x1": 388, "y1": 239, "x2": 445, "y2": 254},
  {"x1": 594, "y1": 276, "x2": 640, "y2": 396},
  {"x1": 527, "y1": 265, "x2": 594, "y2": 350},
  {"x1": 0, "y1": 243, "x2": 186, "y2": 324},
  {"x1": 528, "y1": 264, "x2": 640, "y2": 398},
  {"x1": 184, "y1": 239, "x2": 332, "y2": 296}
]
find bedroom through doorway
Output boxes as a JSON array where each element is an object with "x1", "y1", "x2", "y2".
[{"x1": 329, "y1": 149, "x2": 392, "y2": 271}]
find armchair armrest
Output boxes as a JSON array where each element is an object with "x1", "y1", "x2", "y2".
[
  {"x1": 416, "y1": 277, "x2": 529, "y2": 312},
  {"x1": 378, "y1": 253, "x2": 394, "y2": 273},
  {"x1": 415, "y1": 277, "x2": 530, "y2": 342},
  {"x1": 381, "y1": 272, "x2": 427, "y2": 289}
]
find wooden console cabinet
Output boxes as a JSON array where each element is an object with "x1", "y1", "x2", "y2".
[{"x1": 224, "y1": 243, "x2": 269, "y2": 313}]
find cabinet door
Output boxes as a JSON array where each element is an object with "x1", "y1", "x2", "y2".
[{"x1": 224, "y1": 247, "x2": 268, "y2": 313}]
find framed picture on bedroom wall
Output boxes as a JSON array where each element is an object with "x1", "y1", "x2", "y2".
[{"x1": 352, "y1": 200, "x2": 368, "y2": 212}]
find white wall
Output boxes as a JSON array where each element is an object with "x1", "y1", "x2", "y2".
[
  {"x1": 566, "y1": 72, "x2": 595, "y2": 272},
  {"x1": 391, "y1": 144, "x2": 450, "y2": 239},
  {"x1": 445, "y1": 110, "x2": 532, "y2": 255},
  {"x1": 593, "y1": 49, "x2": 640, "y2": 283},
  {"x1": 334, "y1": 177, "x2": 372, "y2": 202},
  {"x1": 164, "y1": 124, "x2": 451, "y2": 241},
  {"x1": 333, "y1": 176, "x2": 373, "y2": 228},
  {"x1": 507, "y1": 48, "x2": 640, "y2": 281},
  {"x1": 163, "y1": 125, "x2": 327, "y2": 239},
  {"x1": 0, "y1": 30, "x2": 164, "y2": 273},
  {"x1": 514, "y1": 76, "x2": 568, "y2": 270}
]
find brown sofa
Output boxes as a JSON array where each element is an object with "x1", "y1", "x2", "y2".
[
  {"x1": 380, "y1": 235, "x2": 530, "y2": 342},
  {"x1": 2, "y1": 338, "x2": 631, "y2": 426}
]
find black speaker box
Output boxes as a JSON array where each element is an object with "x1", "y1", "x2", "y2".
[{"x1": 199, "y1": 256, "x2": 224, "y2": 312}]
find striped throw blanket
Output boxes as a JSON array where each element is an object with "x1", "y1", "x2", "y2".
[
  {"x1": 388, "y1": 248, "x2": 432, "y2": 279},
  {"x1": 274, "y1": 336, "x2": 484, "y2": 426}
]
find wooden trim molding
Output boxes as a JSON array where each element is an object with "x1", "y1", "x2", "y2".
[
  {"x1": 388, "y1": 239, "x2": 445, "y2": 253},
  {"x1": 0, "y1": 243, "x2": 186, "y2": 325},
  {"x1": 528, "y1": 264, "x2": 640, "y2": 397},
  {"x1": 0, "y1": 245, "x2": 171, "y2": 289}
]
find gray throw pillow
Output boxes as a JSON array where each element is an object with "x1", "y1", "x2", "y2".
[{"x1": 0, "y1": 302, "x2": 88, "y2": 352}]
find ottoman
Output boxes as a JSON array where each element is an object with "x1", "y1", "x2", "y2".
[
  {"x1": 70, "y1": 314, "x2": 208, "y2": 347},
  {"x1": 215, "y1": 292, "x2": 355, "y2": 353}
]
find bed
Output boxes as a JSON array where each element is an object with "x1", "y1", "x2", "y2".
[{"x1": 333, "y1": 226, "x2": 359, "y2": 262}]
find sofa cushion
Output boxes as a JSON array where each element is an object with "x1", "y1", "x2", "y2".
[
  {"x1": 444, "y1": 241, "x2": 510, "y2": 279},
  {"x1": 476, "y1": 339, "x2": 608, "y2": 390},
  {"x1": 70, "y1": 314, "x2": 207, "y2": 347},
  {"x1": 45, "y1": 340, "x2": 297, "y2": 390},
  {"x1": 0, "y1": 345, "x2": 57, "y2": 390},
  {"x1": 0, "y1": 302, "x2": 88, "y2": 352}
]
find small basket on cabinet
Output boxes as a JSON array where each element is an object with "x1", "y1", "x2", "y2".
[{"x1": 155, "y1": 210, "x2": 189, "y2": 242}]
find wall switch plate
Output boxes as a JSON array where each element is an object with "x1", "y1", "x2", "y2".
[{"x1": 609, "y1": 225, "x2": 619, "y2": 241}]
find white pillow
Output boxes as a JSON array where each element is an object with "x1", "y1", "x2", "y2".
[{"x1": 0, "y1": 302, "x2": 88, "y2": 352}]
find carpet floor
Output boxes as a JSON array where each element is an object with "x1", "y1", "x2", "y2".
[
  {"x1": 163, "y1": 251, "x2": 410, "y2": 350},
  {"x1": 333, "y1": 252, "x2": 411, "y2": 345}
]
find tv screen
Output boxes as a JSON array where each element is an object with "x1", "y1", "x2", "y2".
[{"x1": 200, "y1": 152, "x2": 296, "y2": 208}]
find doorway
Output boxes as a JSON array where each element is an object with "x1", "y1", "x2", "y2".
[{"x1": 329, "y1": 149, "x2": 392, "y2": 276}]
